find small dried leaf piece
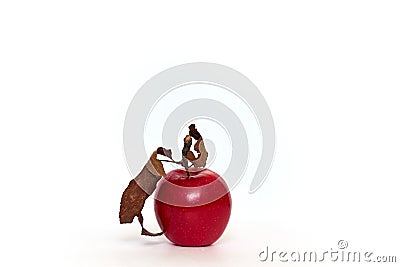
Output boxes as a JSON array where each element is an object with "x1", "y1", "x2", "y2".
[
  {"x1": 186, "y1": 151, "x2": 196, "y2": 161},
  {"x1": 190, "y1": 139, "x2": 208, "y2": 167},
  {"x1": 157, "y1": 147, "x2": 172, "y2": 160},
  {"x1": 187, "y1": 124, "x2": 208, "y2": 168},
  {"x1": 119, "y1": 147, "x2": 171, "y2": 236},
  {"x1": 189, "y1": 124, "x2": 201, "y2": 140}
]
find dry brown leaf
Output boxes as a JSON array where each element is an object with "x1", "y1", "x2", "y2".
[
  {"x1": 187, "y1": 124, "x2": 208, "y2": 168},
  {"x1": 119, "y1": 147, "x2": 171, "y2": 236},
  {"x1": 190, "y1": 138, "x2": 208, "y2": 168}
]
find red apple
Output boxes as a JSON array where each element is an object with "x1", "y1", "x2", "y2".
[{"x1": 154, "y1": 168, "x2": 232, "y2": 246}]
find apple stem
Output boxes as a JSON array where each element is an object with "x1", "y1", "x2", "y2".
[{"x1": 159, "y1": 159, "x2": 181, "y2": 164}]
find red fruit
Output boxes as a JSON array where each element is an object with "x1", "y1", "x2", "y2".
[{"x1": 154, "y1": 168, "x2": 232, "y2": 247}]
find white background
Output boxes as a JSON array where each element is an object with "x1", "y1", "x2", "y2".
[{"x1": 0, "y1": 1, "x2": 399, "y2": 266}]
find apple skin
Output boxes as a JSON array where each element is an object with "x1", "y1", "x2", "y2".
[{"x1": 154, "y1": 168, "x2": 232, "y2": 247}]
